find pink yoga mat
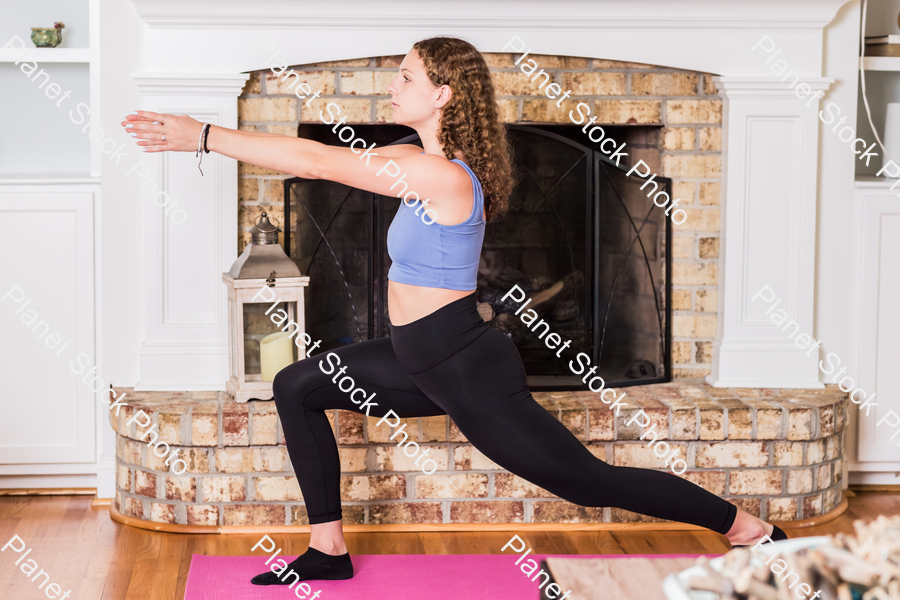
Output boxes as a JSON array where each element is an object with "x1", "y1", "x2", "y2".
[{"x1": 184, "y1": 553, "x2": 716, "y2": 600}]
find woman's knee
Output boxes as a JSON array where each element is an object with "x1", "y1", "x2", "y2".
[{"x1": 272, "y1": 358, "x2": 321, "y2": 409}]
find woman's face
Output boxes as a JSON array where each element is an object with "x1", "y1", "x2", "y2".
[{"x1": 387, "y1": 48, "x2": 448, "y2": 127}]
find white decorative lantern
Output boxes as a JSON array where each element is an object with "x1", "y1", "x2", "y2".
[{"x1": 223, "y1": 213, "x2": 310, "y2": 402}]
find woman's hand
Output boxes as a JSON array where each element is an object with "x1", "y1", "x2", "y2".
[{"x1": 120, "y1": 110, "x2": 204, "y2": 153}]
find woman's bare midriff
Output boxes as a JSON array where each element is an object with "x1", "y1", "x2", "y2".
[{"x1": 388, "y1": 280, "x2": 474, "y2": 326}]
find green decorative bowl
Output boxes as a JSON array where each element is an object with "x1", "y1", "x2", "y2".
[{"x1": 31, "y1": 27, "x2": 63, "y2": 48}]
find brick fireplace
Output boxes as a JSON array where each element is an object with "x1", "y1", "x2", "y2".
[
  {"x1": 120, "y1": 0, "x2": 849, "y2": 528},
  {"x1": 236, "y1": 52, "x2": 722, "y2": 379},
  {"x1": 114, "y1": 47, "x2": 848, "y2": 525}
]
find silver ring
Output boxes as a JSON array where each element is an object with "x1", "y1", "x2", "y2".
[{"x1": 161, "y1": 134, "x2": 166, "y2": 142}]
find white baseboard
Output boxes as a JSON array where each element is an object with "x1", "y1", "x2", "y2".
[
  {"x1": 0, "y1": 474, "x2": 99, "y2": 489},
  {"x1": 848, "y1": 471, "x2": 900, "y2": 485},
  {"x1": 0, "y1": 463, "x2": 98, "y2": 475}
]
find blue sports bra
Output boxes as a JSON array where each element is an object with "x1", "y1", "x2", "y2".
[{"x1": 386, "y1": 155, "x2": 486, "y2": 291}]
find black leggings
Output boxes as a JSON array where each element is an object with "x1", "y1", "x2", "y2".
[{"x1": 272, "y1": 292, "x2": 737, "y2": 533}]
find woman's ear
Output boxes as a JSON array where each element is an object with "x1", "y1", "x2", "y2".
[{"x1": 436, "y1": 84, "x2": 453, "y2": 107}]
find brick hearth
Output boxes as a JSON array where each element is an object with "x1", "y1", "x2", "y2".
[{"x1": 110, "y1": 381, "x2": 846, "y2": 527}]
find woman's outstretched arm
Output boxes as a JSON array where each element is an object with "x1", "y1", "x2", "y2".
[
  {"x1": 121, "y1": 110, "x2": 325, "y2": 178},
  {"x1": 120, "y1": 110, "x2": 470, "y2": 222}
]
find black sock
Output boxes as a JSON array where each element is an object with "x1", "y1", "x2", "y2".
[
  {"x1": 251, "y1": 547, "x2": 354, "y2": 585},
  {"x1": 732, "y1": 524, "x2": 789, "y2": 548}
]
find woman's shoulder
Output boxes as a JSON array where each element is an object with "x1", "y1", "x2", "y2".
[{"x1": 379, "y1": 144, "x2": 427, "y2": 158}]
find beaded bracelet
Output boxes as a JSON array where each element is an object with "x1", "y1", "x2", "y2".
[
  {"x1": 196, "y1": 123, "x2": 211, "y2": 176},
  {"x1": 203, "y1": 124, "x2": 211, "y2": 154}
]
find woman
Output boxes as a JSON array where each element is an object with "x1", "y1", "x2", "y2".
[{"x1": 121, "y1": 36, "x2": 785, "y2": 585}]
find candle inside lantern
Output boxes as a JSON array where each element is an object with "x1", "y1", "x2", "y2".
[{"x1": 260, "y1": 331, "x2": 294, "y2": 382}]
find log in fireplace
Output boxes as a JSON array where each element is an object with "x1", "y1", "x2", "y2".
[{"x1": 283, "y1": 124, "x2": 671, "y2": 390}]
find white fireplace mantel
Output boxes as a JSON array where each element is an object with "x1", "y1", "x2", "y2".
[
  {"x1": 129, "y1": 0, "x2": 850, "y2": 76},
  {"x1": 127, "y1": 0, "x2": 853, "y2": 389}
]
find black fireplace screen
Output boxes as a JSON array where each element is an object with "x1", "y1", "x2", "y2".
[{"x1": 284, "y1": 124, "x2": 671, "y2": 389}]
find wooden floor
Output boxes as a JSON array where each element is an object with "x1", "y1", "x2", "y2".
[{"x1": 1, "y1": 491, "x2": 898, "y2": 599}]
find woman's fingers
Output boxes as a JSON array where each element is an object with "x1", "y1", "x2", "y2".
[
  {"x1": 120, "y1": 111, "x2": 184, "y2": 152},
  {"x1": 122, "y1": 121, "x2": 165, "y2": 139},
  {"x1": 121, "y1": 116, "x2": 153, "y2": 127},
  {"x1": 144, "y1": 131, "x2": 171, "y2": 151},
  {"x1": 129, "y1": 122, "x2": 162, "y2": 133},
  {"x1": 120, "y1": 111, "x2": 166, "y2": 129},
  {"x1": 130, "y1": 110, "x2": 164, "y2": 122},
  {"x1": 137, "y1": 137, "x2": 167, "y2": 152}
]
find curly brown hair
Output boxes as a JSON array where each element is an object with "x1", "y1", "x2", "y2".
[{"x1": 412, "y1": 36, "x2": 515, "y2": 222}]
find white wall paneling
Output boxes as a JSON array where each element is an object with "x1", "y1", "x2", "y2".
[
  {"x1": 0, "y1": 0, "x2": 105, "y2": 496},
  {"x1": 853, "y1": 179, "x2": 900, "y2": 467},
  {"x1": 133, "y1": 74, "x2": 247, "y2": 390},
  {"x1": 0, "y1": 185, "x2": 98, "y2": 468},
  {"x1": 707, "y1": 77, "x2": 832, "y2": 388}
]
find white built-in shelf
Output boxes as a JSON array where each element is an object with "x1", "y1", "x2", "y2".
[
  {"x1": 0, "y1": 47, "x2": 90, "y2": 63},
  {"x1": 861, "y1": 56, "x2": 900, "y2": 71}
]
